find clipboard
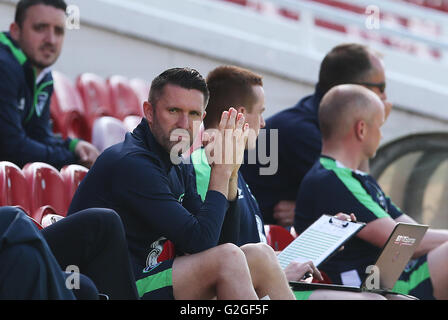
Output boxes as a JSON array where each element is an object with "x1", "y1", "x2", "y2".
[{"x1": 277, "y1": 214, "x2": 365, "y2": 270}]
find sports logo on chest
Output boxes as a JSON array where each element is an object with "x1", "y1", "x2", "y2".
[{"x1": 35, "y1": 91, "x2": 49, "y2": 117}]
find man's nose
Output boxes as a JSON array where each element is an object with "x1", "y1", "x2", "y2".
[
  {"x1": 177, "y1": 113, "x2": 189, "y2": 129},
  {"x1": 260, "y1": 116, "x2": 266, "y2": 129},
  {"x1": 44, "y1": 29, "x2": 57, "y2": 45}
]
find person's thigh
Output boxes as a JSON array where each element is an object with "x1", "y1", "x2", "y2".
[
  {"x1": 427, "y1": 241, "x2": 448, "y2": 300},
  {"x1": 171, "y1": 244, "x2": 257, "y2": 300}
]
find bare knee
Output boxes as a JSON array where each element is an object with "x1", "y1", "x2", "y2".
[
  {"x1": 241, "y1": 243, "x2": 277, "y2": 265},
  {"x1": 214, "y1": 243, "x2": 249, "y2": 275}
]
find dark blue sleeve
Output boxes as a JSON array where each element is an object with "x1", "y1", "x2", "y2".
[
  {"x1": 386, "y1": 197, "x2": 404, "y2": 219},
  {"x1": 183, "y1": 162, "x2": 241, "y2": 245},
  {"x1": 118, "y1": 156, "x2": 229, "y2": 254},
  {"x1": 0, "y1": 64, "x2": 76, "y2": 168},
  {"x1": 295, "y1": 169, "x2": 392, "y2": 235}
]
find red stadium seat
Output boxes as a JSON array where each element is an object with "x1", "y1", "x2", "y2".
[
  {"x1": 40, "y1": 209, "x2": 65, "y2": 228},
  {"x1": 91, "y1": 116, "x2": 128, "y2": 152},
  {"x1": 123, "y1": 115, "x2": 142, "y2": 132},
  {"x1": 264, "y1": 224, "x2": 295, "y2": 251},
  {"x1": 0, "y1": 161, "x2": 32, "y2": 214},
  {"x1": 129, "y1": 78, "x2": 149, "y2": 108},
  {"x1": 107, "y1": 75, "x2": 143, "y2": 120},
  {"x1": 22, "y1": 162, "x2": 68, "y2": 221},
  {"x1": 76, "y1": 73, "x2": 113, "y2": 140},
  {"x1": 60, "y1": 164, "x2": 88, "y2": 209},
  {"x1": 50, "y1": 71, "x2": 90, "y2": 141}
]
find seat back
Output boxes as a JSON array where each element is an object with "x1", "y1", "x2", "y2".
[
  {"x1": 50, "y1": 71, "x2": 90, "y2": 141},
  {"x1": 0, "y1": 161, "x2": 32, "y2": 214},
  {"x1": 107, "y1": 75, "x2": 143, "y2": 119},
  {"x1": 264, "y1": 224, "x2": 295, "y2": 251},
  {"x1": 91, "y1": 116, "x2": 127, "y2": 152},
  {"x1": 76, "y1": 73, "x2": 112, "y2": 138},
  {"x1": 60, "y1": 164, "x2": 88, "y2": 209},
  {"x1": 129, "y1": 77, "x2": 149, "y2": 107},
  {"x1": 123, "y1": 115, "x2": 142, "y2": 132},
  {"x1": 22, "y1": 162, "x2": 68, "y2": 220}
]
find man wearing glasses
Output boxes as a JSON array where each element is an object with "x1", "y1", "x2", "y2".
[{"x1": 240, "y1": 43, "x2": 392, "y2": 228}]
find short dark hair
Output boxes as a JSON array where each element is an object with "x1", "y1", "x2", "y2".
[
  {"x1": 317, "y1": 43, "x2": 375, "y2": 95},
  {"x1": 15, "y1": 0, "x2": 67, "y2": 27},
  {"x1": 149, "y1": 67, "x2": 209, "y2": 108},
  {"x1": 204, "y1": 65, "x2": 263, "y2": 129}
]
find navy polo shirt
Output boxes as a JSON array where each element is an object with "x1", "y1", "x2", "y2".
[
  {"x1": 294, "y1": 156, "x2": 404, "y2": 284},
  {"x1": 240, "y1": 89, "x2": 324, "y2": 223}
]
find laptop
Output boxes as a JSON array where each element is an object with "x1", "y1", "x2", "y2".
[{"x1": 289, "y1": 222, "x2": 428, "y2": 295}]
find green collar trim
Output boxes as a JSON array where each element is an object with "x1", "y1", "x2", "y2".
[{"x1": 0, "y1": 32, "x2": 27, "y2": 65}]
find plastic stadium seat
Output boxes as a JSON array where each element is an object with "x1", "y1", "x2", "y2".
[
  {"x1": 76, "y1": 73, "x2": 113, "y2": 140},
  {"x1": 50, "y1": 71, "x2": 90, "y2": 141},
  {"x1": 22, "y1": 162, "x2": 68, "y2": 222},
  {"x1": 0, "y1": 161, "x2": 32, "y2": 214},
  {"x1": 91, "y1": 116, "x2": 127, "y2": 152},
  {"x1": 60, "y1": 164, "x2": 88, "y2": 209},
  {"x1": 290, "y1": 226, "x2": 299, "y2": 238},
  {"x1": 123, "y1": 115, "x2": 142, "y2": 132},
  {"x1": 107, "y1": 75, "x2": 143, "y2": 120},
  {"x1": 312, "y1": 270, "x2": 333, "y2": 284},
  {"x1": 264, "y1": 224, "x2": 295, "y2": 251},
  {"x1": 40, "y1": 211, "x2": 65, "y2": 228},
  {"x1": 129, "y1": 78, "x2": 150, "y2": 107}
]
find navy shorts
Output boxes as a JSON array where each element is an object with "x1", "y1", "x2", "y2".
[
  {"x1": 392, "y1": 254, "x2": 435, "y2": 300},
  {"x1": 135, "y1": 260, "x2": 174, "y2": 300}
]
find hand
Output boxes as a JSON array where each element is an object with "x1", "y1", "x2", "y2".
[
  {"x1": 284, "y1": 260, "x2": 323, "y2": 282},
  {"x1": 334, "y1": 212, "x2": 357, "y2": 223},
  {"x1": 333, "y1": 212, "x2": 357, "y2": 252},
  {"x1": 204, "y1": 108, "x2": 248, "y2": 175},
  {"x1": 75, "y1": 140, "x2": 100, "y2": 168},
  {"x1": 273, "y1": 200, "x2": 296, "y2": 227}
]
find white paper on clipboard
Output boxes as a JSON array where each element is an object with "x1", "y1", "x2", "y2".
[{"x1": 277, "y1": 215, "x2": 365, "y2": 269}]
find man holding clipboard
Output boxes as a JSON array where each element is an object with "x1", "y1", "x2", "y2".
[{"x1": 294, "y1": 84, "x2": 448, "y2": 300}]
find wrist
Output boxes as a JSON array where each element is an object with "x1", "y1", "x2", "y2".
[
  {"x1": 69, "y1": 138, "x2": 80, "y2": 154},
  {"x1": 211, "y1": 165, "x2": 233, "y2": 178}
]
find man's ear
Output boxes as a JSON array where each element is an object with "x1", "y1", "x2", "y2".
[
  {"x1": 9, "y1": 22, "x2": 20, "y2": 41},
  {"x1": 355, "y1": 119, "x2": 367, "y2": 141},
  {"x1": 202, "y1": 110, "x2": 207, "y2": 122},
  {"x1": 143, "y1": 101, "x2": 154, "y2": 125}
]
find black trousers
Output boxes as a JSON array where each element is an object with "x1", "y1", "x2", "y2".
[{"x1": 41, "y1": 208, "x2": 138, "y2": 300}]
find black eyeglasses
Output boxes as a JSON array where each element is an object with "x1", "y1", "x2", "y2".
[{"x1": 356, "y1": 82, "x2": 386, "y2": 94}]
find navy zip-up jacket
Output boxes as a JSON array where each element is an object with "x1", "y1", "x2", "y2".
[
  {"x1": 68, "y1": 118, "x2": 233, "y2": 274},
  {"x1": 0, "y1": 206, "x2": 75, "y2": 299},
  {"x1": 190, "y1": 147, "x2": 266, "y2": 246},
  {"x1": 0, "y1": 32, "x2": 77, "y2": 168},
  {"x1": 240, "y1": 88, "x2": 324, "y2": 223}
]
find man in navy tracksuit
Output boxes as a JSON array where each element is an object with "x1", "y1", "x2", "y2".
[
  {"x1": 68, "y1": 67, "x2": 295, "y2": 300},
  {"x1": 0, "y1": 0, "x2": 98, "y2": 169},
  {"x1": 240, "y1": 43, "x2": 392, "y2": 227}
]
